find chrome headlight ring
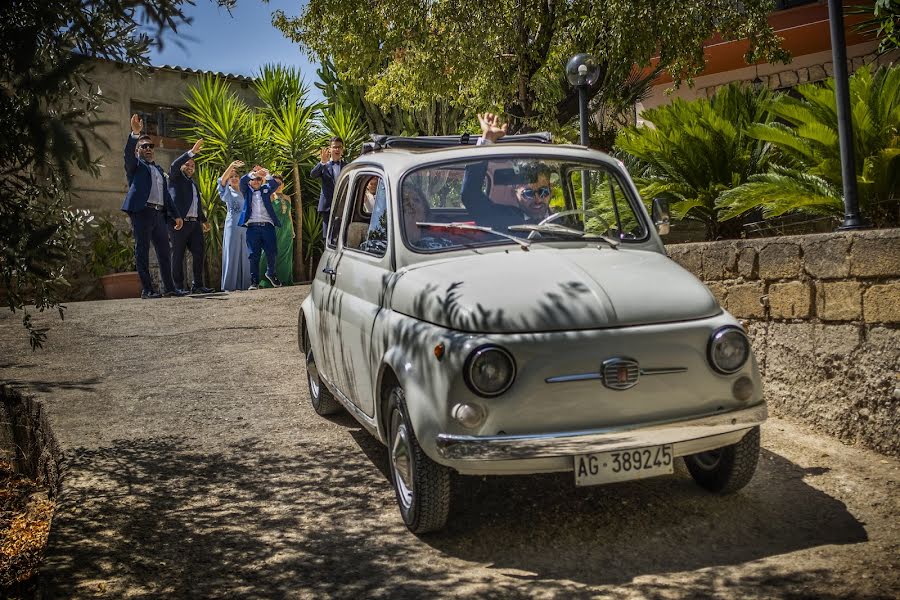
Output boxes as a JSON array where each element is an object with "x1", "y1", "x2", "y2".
[
  {"x1": 464, "y1": 345, "x2": 517, "y2": 397},
  {"x1": 707, "y1": 326, "x2": 751, "y2": 374}
]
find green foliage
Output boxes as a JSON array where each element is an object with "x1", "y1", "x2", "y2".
[
  {"x1": 301, "y1": 205, "x2": 325, "y2": 276},
  {"x1": 615, "y1": 82, "x2": 777, "y2": 239},
  {"x1": 1, "y1": 0, "x2": 193, "y2": 349},
  {"x1": 317, "y1": 104, "x2": 370, "y2": 160},
  {"x1": 316, "y1": 57, "x2": 470, "y2": 136},
  {"x1": 88, "y1": 215, "x2": 135, "y2": 278},
  {"x1": 274, "y1": 0, "x2": 788, "y2": 134},
  {"x1": 196, "y1": 164, "x2": 226, "y2": 287},
  {"x1": 720, "y1": 65, "x2": 900, "y2": 227},
  {"x1": 849, "y1": 0, "x2": 900, "y2": 55}
]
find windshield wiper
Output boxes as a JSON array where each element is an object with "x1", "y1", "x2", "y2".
[
  {"x1": 507, "y1": 223, "x2": 620, "y2": 249},
  {"x1": 416, "y1": 222, "x2": 532, "y2": 250}
]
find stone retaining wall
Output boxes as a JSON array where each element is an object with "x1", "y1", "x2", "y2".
[
  {"x1": 667, "y1": 229, "x2": 900, "y2": 457},
  {"x1": 0, "y1": 385, "x2": 63, "y2": 497}
]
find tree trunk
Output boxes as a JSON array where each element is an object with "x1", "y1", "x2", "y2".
[{"x1": 292, "y1": 161, "x2": 305, "y2": 282}]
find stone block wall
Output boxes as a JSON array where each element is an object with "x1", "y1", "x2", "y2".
[{"x1": 667, "y1": 229, "x2": 900, "y2": 457}]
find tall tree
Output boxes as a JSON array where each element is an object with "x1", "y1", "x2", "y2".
[
  {"x1": 274, "y1": 0, "x2": 788, "y2": 133},
  {"x1": 0, "y1": 0, "x2": 200, "y2": 348}
]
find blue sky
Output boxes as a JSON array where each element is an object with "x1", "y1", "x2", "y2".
[{"x1": 147, "y1": 0, "x2": 323, "y2": 100}]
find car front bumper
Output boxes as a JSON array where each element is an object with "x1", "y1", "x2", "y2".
[{"x1": 434, "y1": 402, "x2": 767, "y2": 463}]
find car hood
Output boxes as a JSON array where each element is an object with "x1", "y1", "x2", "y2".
[{"x1": 391, "y1": 247, "x2": 720, "y2": 333}]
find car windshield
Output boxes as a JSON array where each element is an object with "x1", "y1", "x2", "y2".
[{"x1": 400, "y1": 157, "x2": 648, "y2": 252}]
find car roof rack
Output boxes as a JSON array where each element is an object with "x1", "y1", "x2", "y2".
[{"x1": 361, "y1": 132, "x2": 553, "y2": 154}]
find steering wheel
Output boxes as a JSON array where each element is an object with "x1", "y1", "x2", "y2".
[{"x1": 538, "y1": 209, "x2": 582, "y2": 226}]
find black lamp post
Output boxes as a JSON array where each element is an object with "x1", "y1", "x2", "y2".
[
  {"x1": 566, "y1": 53, "x2": 601, "y2": 215},
  {"x1": 565, "y1": 53, "x2": 601, "y2": 146},
  {"x1": 828, "y1": 0, "x2": 866, "y2": 229}
]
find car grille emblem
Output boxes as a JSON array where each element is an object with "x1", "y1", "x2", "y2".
[{"x1": 602, "y1": 358, "x2": 640, "y2": 390}]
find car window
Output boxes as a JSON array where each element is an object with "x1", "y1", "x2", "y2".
[
  {"x1": 344, "y1": 173, "x2": 389, "y2": 258},
  {"x1": 568, "y1": 168, "x2": 647, "y2": 240},
  {"x1": 399, "y1": 157, "x2": 648, "y2": 252},
  {"x1": 327, "y1": 179, "x2": 350, "y2": 249}
]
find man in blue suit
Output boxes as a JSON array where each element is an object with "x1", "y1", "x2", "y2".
[
  {"x1": 121, "y1": 114, "x2": 186, "y2": 299},
  {"x1": 168, "y1": 144, "x2": 214, "y2": 294},
  {"x1": 238, "y1": 166, "x2": 282, "y2": 290},
  {"x1": 310, "y1": 136, "x2": 346, "y2": 239}
]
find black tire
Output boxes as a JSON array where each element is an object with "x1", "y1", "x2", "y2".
[
  {"x1": 684, "y1": 426, "x2": 760, "y2": 494},
  {"x1": 301, "y1": 317, "x2": 342, "y2": 416},
  {"x1": 386, "y1": 386, "x2": 450, "y2": 534}
]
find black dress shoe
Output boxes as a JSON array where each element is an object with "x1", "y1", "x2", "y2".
[
  {"x1": 141, "y1": 290, "x2": 162, "y2": 299},
  {"x1": 163, "y1": 289, "x2": 190, "y2": 297},
  {"x1": 191, "y1": 285, "x2": 214, "y2": 294}
]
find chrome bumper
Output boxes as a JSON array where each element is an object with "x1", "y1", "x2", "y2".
[{"x1": 435, "y1": 403, "x2": 767, "y2": 461}]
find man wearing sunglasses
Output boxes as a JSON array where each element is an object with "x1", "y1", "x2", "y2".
[
  {"x1": 122, "y1": 114, "x2": 185, "y2": 299},
  {"x1": 461, "y1": 113, "x2": 552, "y2": 233}
]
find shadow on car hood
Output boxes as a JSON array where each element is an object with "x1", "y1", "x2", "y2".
[{"x1": 391, "y1": 247, "x2": 720, "y2": 333}]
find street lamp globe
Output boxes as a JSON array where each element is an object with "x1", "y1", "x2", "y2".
[{"x1": 566, "y1": 53, "x2": 601, "y2": 87}]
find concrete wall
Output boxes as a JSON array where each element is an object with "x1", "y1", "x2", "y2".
[
  {"x1": 72, "y1": 59, "x2": 258, "y2": 214},
  {"x1": 667, "y1": 229, "x2": 900, "y2": 457}
]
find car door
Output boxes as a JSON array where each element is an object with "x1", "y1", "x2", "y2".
[
  {"x1": 328, "y1": 170, "x2": 392, "y2": 417},
  {"x1": 313, "y1": 177, "x2": 352, "y2": 398}
]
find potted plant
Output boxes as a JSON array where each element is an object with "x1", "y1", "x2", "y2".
[{"x1": 89, "y1": 216, "x2": 140, "y2": 299}]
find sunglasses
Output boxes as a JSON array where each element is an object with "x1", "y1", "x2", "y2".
[
  {"x1": 520, "y1": 186, "x2": 551, "y2": 200},
  {"x1": 138, "y1": 143, "x2": 154, "y2": 150}
]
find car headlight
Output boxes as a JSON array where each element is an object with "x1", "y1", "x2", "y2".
[
  {"x1": 708, "y1": 326, "x2": 750, "y2": 374},
  {"x1": 464, "y1": 345, "x2": 516, "y2": 397}
]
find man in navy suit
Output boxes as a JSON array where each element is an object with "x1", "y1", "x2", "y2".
[
  {"x1": 310, "y1": 136, "x2": 346, "y2": 239},
  {"x1": 121, "y1": 114, "x2": 186, "y2": 299},
  {"x1": 238, "y1": 166, "x2": 282, "y2": 290},
  {"x1": 168, "y1": 145, "x2": 214, "y2": 294}
]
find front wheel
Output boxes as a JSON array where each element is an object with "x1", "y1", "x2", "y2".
[
  {"x1": 387, "y1": 386, "x2": 450, "y2": 534},
  {"x1": 684, "y1": 426, "x2": 760, "y2": 494}
]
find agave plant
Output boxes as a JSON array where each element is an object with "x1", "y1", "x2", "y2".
[
  {"x1": 615, "y1": 82, "x2": 776, "y2": 239},
  {"x1": 719, "y1": 64, "x2": 900, "y2": 227}
]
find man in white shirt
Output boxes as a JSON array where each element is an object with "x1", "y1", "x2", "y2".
[
  {"x1": 237, "y1": 166, "x2": 282, "y2": 290},
  {"x1": 168, "y1": 145, "x2": 214, "y2": 294}
]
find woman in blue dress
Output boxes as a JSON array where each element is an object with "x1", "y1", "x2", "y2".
[{"x1": 218, "y1": 160, "x2": 252, "y2": 291}]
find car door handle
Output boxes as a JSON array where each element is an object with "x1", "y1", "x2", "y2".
[{"x1": 322, "y1": 267, "x2": 337, "y2": 283}]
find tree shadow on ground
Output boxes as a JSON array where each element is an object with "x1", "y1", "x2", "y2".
[
  {"x1": 4, "y1": 377, "x2": 101, "y2": 394},
  {"x1": 38, "y1": 434, "x2": 871, "y2": 599}
]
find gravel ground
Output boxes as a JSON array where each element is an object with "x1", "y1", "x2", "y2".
[{"x1": 0, "y1": 286, "x2": 897, "y2": 599}]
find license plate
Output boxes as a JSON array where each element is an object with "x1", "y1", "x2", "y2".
[{"x1": 574, "y1": 444, "x2": 674, "y2": 487}]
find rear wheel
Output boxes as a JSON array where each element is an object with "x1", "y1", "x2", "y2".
[
  {"x1": 387, "y1": 386, "x2": 450, "y2": 534},
  {"x1": 684, "y1": 426, "x2": 760, "y2": 494},
  {"x1": 301, "y1": 318, "x2": 341, "y2": 416}
]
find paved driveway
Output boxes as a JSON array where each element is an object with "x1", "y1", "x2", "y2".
[{"x1": 0, "y1": 287, "x2": 897, "y2": 598}]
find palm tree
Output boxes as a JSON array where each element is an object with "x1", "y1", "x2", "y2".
[
  {"x1": 615, "y1": 82, "x2": 776, "y2": 239},
  {"x1": 195, "y1": 164, "x2": 226, "y2": 288},
  {"x1": 255, "y1": 64, "x2": 320, "y2": 281},
  {"x1": 719, "y1": 64, "x2": 900, "y2": 227},
  {"x1": 318, "y1": 103, "x2": 369, "y2": 160}
]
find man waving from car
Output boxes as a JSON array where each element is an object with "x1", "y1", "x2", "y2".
[{"x1": 460, "y1": 113, "x2": 553, "y2": 233}]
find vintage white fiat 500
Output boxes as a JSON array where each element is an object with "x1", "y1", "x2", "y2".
[{"x1": 299, "y1": 133, "x2": 766, "y2": 534}]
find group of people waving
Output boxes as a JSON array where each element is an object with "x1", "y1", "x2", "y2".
[{"x1": 121, "y1": 114, "x2": 295, "y2": 297}]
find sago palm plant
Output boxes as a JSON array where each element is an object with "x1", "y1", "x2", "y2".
[
  {"x1": 719, "y1": 64, "x2": 900, "y2": 226},
  {"x1": 615, "y1": 82, "x2": 776, "y2": 239}
]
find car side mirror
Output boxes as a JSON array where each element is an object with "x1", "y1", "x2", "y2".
[{"x1": 651, "y1": 197, "x2": 670, "y2": 236}]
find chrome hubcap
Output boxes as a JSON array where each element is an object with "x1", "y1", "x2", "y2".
[
  {"x1": 391, "y1": 413, "x2": 414, "y2": 511},
  {"x1": 306, "y1": 349, "x2": 320, "y2": 400}
]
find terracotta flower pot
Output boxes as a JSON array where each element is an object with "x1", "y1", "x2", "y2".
[{"x1": 99, "y1": 272, "x2": 142, "y2": 300}]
